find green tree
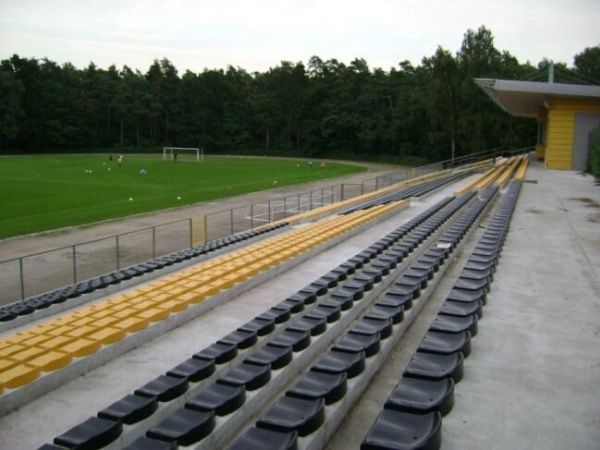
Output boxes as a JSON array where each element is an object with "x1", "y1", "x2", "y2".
[
  {"x1": 0, "y1": 68, "x2": 25, "y2": 147},
  {"x1": 574, "y1": 46, "x2": 600, "y2": 83},
  {"x1": 422, "y1": 47, "x2": 460, "y2": 162}
]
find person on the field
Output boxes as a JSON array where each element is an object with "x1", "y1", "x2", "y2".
[{"x1": 117, "y1": 155, "x2": 124, "y2": 166}]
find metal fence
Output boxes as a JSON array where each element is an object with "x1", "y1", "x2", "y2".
[{"x1": 0, "y1": 148, "x2": 526, "y2": 305}]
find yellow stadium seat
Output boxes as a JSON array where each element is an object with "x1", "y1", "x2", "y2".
[
  {"x1": 191, "y1": 285, "x2": 221, "y2": 298},
  {"x1": 39, "y1": 335, "x2": 75, "y2": 351},
  {"x1": 88, "y1": 327, "x2": 127, "y2": 345},
  {"x1": 90, "y1": 308, "x2": 120, "y2": 320},
  {"x1": 93, "y1": 316, "x2": 121, "y2": 329},
  {"x1": 61, "y1": 338, "x2": 102, "y2": 357},
  {"x1": 0, "y1": 364, "x2": 40, "y2": 389},
  {"x1": 28, "y1": 350, "x2": 72, "y2": 372},
  {"x1": 156, "y1": 300, "x2": 188, "y2": 314},
  {"x1": 70, "y1": 317, "x2": 96, "y2": 328},
  {"x1": 177, "y1": 292, "x2": 203, "y2": 304},
  {"x1": 0, "y1": 358, "x2": 17, "y2": 372},
  {"x1": 47, "y1": 325, "x2": 76, "y2": 337},
  {"x1": 10, "y1": 346, "x2": 47, "y2": 363},
  {"x1": 112, "y1": 317, "x2": 149, "y2": 333},
  {"x1": 22, "y1": 334, "x2": 53, "y2": 347},
  {"x1": 66, "y1": 325, "x2": 97, "y2": 339},
  {"x1": 135, "y1": 308, "x2": 170, "y2": 322}
]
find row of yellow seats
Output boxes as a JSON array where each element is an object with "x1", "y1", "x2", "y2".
[
  {"x1": 455, "y1": 158, "x2": 514, "y2": 194},
  {"x1": 0, "y1": 200, "x2": 405, "y2": 394},
  {"x1": 514, "y1": 156, "x2": 529, "y2": 180},
  {"x1": 259, "y1": 168, "x2": 450, "y2": 230},
  {"x1": 494, "y1": 156, "x2": 524, "y2": 187}
]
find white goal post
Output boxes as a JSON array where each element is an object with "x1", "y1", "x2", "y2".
[{"x1": 162, "y1": 147, "x2": 204, "y2": 161}]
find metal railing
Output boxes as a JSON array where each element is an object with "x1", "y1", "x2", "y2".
[{"x1": 0, "y1": 148, "x2": 529, "y2": 305}]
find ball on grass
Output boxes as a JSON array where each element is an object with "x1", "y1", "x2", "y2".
[
  {"x1": 273, "y1": 180, "x2": 278, "y2": 184},
  {"x1": 177, "y1": 196, "x2": 181, "y2": 200},
  {"x1": 129, "y1": 197, "x2": 133, "y2": 201}
]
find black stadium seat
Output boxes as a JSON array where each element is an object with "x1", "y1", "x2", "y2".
[
  {"x1": 134, "y1": 375, "x2": 188, "y2": 402},
  {"x1": 166, "y1": 357, "x2": 215, "y2": 382},
  {"x1": 54, "y1": 417, "x2": 122, "y2": 450},
  {"x1": 385, "y1": 377, "x2": 455, "y2": 416},
  {"x1": 186, "y1": 382, "x2": 245, "y2": 416},
  {"x1": 361, "y1": 409, "x2": 442, "y2": 450},
  {"x1": 98, "y1": 394, "x2": 158, "y2": 424},
  {"x1": 257, "y1": 396, "x2": 325, "y2": 436},
  {"x1": 287, "y1": 371, "x2": 347, "y2": 405},
  {"x1": 146, "y1": 408, "x2": 215, "y2": 446},
  {"x1": 230, "y1": 427, "x2": 298, "y2": 450}
]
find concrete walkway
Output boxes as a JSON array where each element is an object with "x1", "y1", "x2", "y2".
[
  {"x1": 330, "y1": 161, "x2": 600, "y2": 449},
  {"x1": 441, "y1": 164, "x2": 600, "y2": 450}
]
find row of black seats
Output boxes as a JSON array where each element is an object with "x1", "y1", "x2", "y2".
[
  {"x1": 0, "y1": 223, "x2": 288, "y2": 323},
  {"x1": 39, "y1": 195, "x2": 468, "y2": 450},
  {"x1": 128, "y1": 192, "x2": 478, "y2": 449},
  {"x1": 361, "y1": 182, "x2": 522, "y2": 450},
  {"x1": 341, "y1": 173, "x2": 468, "y2": 215},
  {"x1": 230, "y1": 185, "x2": 499, "y2": 449}
]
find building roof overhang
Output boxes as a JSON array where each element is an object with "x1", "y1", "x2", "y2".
[{"x1": 474, "y1": 79, "x2": 600, "y2": 118}]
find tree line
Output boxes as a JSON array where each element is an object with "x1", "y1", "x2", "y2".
[{"x1": 1, "y1": 26, "x2": 598, "y2": 163}]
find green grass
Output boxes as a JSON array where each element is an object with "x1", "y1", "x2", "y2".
[{"x1": 0, "y1": 154, "x2": 365, "y2": 239}]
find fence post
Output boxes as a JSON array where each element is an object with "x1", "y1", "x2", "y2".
[
  {"x1": 268, "y1": 200, "x2": 272, "y2": 223},
  {"x1": 189, "y1": 218, "x2": 193, "y2": 248},
  {"x1": 284, "y1": 197, "x2": 287, "y2": 218},
  {"x1": 116, "y1": 236, "x2": 120, "y2": 270},
  {"x1": 72, "y1": 245, "x2": 77, "y2": 284},
  {"x1": 152, "y1": 227, "x2": 156, "y2": 259},
  {"x1": 309, "y1": 191, "x2": 313, "y2": 210},
  {"x1": 297, "y1": 193, "x2": 300, "y2": 211},
  {"x1": 321, "y1": 188, "x2": 324, "y2": 206},
  {"x1": 331, "y1": 185, "x2": 334, "y2": 203},
  {"x1": 341, "y1": 184, "x2": 345, "y2": 200},
  {"x1": 251, "y1": 204, "x2": 254, "y2": 229},
  {"x1": 230, "y1": 209, "x2": 234, "y2": 234},
  {"x1": 19, "y1": 257, "x2": 25, "y2": 301}
]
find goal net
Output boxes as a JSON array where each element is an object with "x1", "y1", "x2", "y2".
[{"x1": 162, "y1": 147, "x2": 203, "y2": 162}]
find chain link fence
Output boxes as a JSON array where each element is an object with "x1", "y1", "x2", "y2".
[{"x1": 1, "y1": 149, "x2": 525, "y2": 305}]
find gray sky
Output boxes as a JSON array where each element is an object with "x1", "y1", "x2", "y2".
[{"x1": 1, "y1": 0, "x2": 598, "y2": 73}]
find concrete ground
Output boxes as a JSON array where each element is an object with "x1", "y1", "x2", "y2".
[
  {"x1": 1, "y1": 160, "x2": 599, "y2": 449},
  {"x1": 440, "y1": 165, "x2": 600, "y2": 450},
  {"x1": 329, "y1": 162, "x2": 600, "y2": 450}
]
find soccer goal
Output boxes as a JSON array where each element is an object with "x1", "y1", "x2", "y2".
[{"x1": 162, "y1": 147, "x2": 204, "y2": 162}]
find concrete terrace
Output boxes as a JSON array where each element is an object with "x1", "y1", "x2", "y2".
[{"x1": 0, "y1": 159, "x2": 598, "y2": 449}]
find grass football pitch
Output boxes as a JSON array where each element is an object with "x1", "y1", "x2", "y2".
[{"x1": 0, "y1": 154, "x2": 365, "y2": 239}]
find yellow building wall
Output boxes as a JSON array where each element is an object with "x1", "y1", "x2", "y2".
[{"x1": 546, "y1": 98, "x2": 600, "y2": 170}]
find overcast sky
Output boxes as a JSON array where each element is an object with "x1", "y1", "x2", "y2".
[{"x1": 1, "y1": 0, "x2": 598, "y2": 73}]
